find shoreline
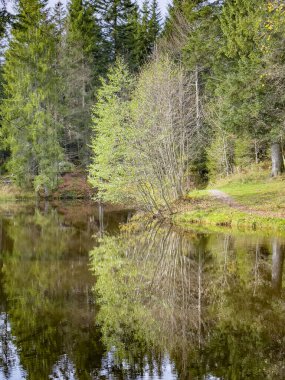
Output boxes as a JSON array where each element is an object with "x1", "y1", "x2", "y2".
[{"x1": 171, "y1": 192, "x2": 285, "y2": 234}]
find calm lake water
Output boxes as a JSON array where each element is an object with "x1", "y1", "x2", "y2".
[{"x1": 0, "y1": 201, "x2": 283, "y2": 380}]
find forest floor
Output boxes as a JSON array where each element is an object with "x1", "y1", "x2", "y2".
[
  {"x1": 51, "y1": 170, "x2": 93, "y2": 199},
  {"x1": 173, "y1": 165, "x2": 285, "y2": 233}
]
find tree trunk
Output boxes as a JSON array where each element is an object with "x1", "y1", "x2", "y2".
[
  {"x1": 195, "y1": 65, "x2": 201, "y2": 135},
  {"x1": 98, "y1": 202, "x2": 104, "y2": 238},
  {"x1": 272, "y1": 238, "x2": 284, "y2": 293},
  {"x1": 271, "y1": 142, "x2": 284, "y2": 177},
  {"x1": 44, "y1": 185, "x2": 49, "y2": 198}
]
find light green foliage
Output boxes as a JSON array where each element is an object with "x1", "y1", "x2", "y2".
[
  {"x1": 163, "y1": 1, "x2": 223, "y2": 184},
  {"x1": 207, "y1": 130, "x2": 235, "y2": 180},
  {"x1": 1, "y1": 0, "x2": 63, "y2": 193},
  {"x1": 1, "y1": 0, "x2": 285, "y2": 193},
  {"x1": 130, "y1": 56, "x2": 196, "y2": 210},
  {"x1": 89, "y1": 223, "x2": 202, "y2": 364},
  {"x1": 90, "y1": 234, "x2": 159, "y2": 360},
  {"x1": 89, "y1": 59, "x2": 135, "y2": 204},
  {"x1": 234, "y1": 133, "x2": 255, "y2": 169},
  {"x1": 91, "y1": 221, "x2": 285, "y2": 378},
  {"x1": 89, "y1": 56, "x2": 197, "y2": 211}
]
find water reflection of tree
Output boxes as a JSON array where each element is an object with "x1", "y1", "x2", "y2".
[
  {"x1": 90, "y1": 223, "x2": 285, "y2": 379},
  {"x1": 0, "y1": 205, "x2": 108, "y2": 380},
  {"x1": 90, "y1": 222, "x2": 213, "y2": 377}
]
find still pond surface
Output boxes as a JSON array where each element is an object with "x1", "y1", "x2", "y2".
[{"x1": 0, "y1": 201, "x2": 283, "y2": 380}]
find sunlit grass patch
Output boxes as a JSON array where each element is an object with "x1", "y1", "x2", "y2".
[
  {"x1": 178, "y1": 165, "x2": 285, "y2": 232},
  {"x1": 174, "y1": 207, "x2": 285, "y2": 232}
]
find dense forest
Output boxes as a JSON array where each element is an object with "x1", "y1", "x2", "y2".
[{"x1": 0, "y1": 0, "x2": 285, "y2": 211}]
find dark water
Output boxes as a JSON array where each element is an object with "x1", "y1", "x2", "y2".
[{"x1": 0, "y1": 202, "x2": 283, "y2": 379}]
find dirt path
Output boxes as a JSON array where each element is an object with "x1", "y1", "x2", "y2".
[
  {"x1": 208, "y1": 189, "x2": 285, "y2": 218},
  {"x1": 208, "y1": 189, "x2": 237, "y2": 206}
]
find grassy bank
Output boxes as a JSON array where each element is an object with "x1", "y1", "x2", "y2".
[
  {"x1": 0, "y1": 170, "x2": 94, "y2": 201},
  {"x1": 0, "y1": 181, "x2": 34, "y2": 201},
  {"x1": 173, "y1": 166, "x2": 285, "y2": 232}
]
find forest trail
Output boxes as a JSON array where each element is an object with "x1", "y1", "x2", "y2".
[
  {"x1": 208, "y1": 189, "x2": 285, "y2": 218},
  {"x1": 208, "y1": 189, "x2": 237, "y2": 206}
]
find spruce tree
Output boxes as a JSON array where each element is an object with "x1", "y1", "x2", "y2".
[
  {"x1": 89, "y1": 58, "x2": 134, "y2": 203},
  {"x1": 211, "y1": 0, "x2": 285, "y2": 176},
  {"x1": 0, "y1": 1, "x2": 12, "y2": 172},
  {"x1": 63, "y1": 0, "x2": 102, "y2": 165},
  {"x1": 1, "y1": 0, "x2": 63, "y2": 194},
  {"x1": 94, "y1": 0, "x2": 140, "y2": 68},
  {"x1": 216, "y1": 1, "x2": 266, "y2": 146},
  {"x1": 137, "y1": 0, "x2": 161, "y2": 65},
  {"x1": 148, "y1": 0, "x2": 161, "y2": 46},
  {"x1": 52, "y1": 1, "x2": 66, "y2": 36},
  {"x1": 221, "y1": 0, "x2": 264, "y2": 60}
]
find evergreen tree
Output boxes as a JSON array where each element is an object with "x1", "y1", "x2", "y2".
[
  {"x1": 136, "y1": 0, "x2": 161, "y2": 66},
  {"x1": 212, "y1": 0, "x2": 285, "y2": 176},
  {"x1": 164, "y1": 0, "x2": 222, "y2": 183},
  {"x1": 148, "y1": 0, "x2": 161, "y2": 49},
  {"x1": 94, "y1": 0, "x2": 142, "y2": 69},
  {"x1": 52, "y1": 1, "x2": 66, "y2": 36},
  {"x1": 89, "y1": 58, "x2": 134, "y2": 204},
  {"x1": 0, "y1": 1, "x2": 10, "y2": 41},
  {"x1": 164, "y1": 0, "x2": 184, "y2": 34},
  {"x1": 1, "y1": 0, "x2": 63, "y2": 194},
  {"x1": 63, "y1": 0, "x2": 103, "y2": 164},
  {"x1": 0, "y1": 1, "x2": 12, "y2": 172},
  {"x1": 221, "y1": 0, "x2": 263, "y2": 60},
  {"x1": 136, "y1": 0, "x2": 150, "y2": 64}
]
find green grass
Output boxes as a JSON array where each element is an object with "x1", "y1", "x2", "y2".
[
  {"x1": 216, "y1": 178, "x2": 285, "y2": 212},
  {"x1": 174, "y1": 206, "x2": 285, "y2": 232},
  {"x1": 174, "y1": 165, "x2": 285, "y2": 232}
]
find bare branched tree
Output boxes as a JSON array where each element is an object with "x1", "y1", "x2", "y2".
[{"x1": 131, "y1": 55, "x2": 201, "y2": 212}]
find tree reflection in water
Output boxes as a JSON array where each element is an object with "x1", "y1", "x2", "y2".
[
  {"x1": 91, "y1": 221, "x2": 285, "y2": 380},
  {"x1": 0, "y1": 202, "x2": 283, "y2": 379},
  {"x1": 0, "y1": 202, "x2": 130, "y2": 380}
]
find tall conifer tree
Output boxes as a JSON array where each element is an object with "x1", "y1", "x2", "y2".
[
  {"x1": 63, "y1": 0, "x2": 102, "y2": 164},
  {"x1": 94, "y1": 0, "x2": 141, "y2": 68},
  {"x1": 1, "y1": 0, "x2": 63, "y2": 194},
  {"x1": 133, "y1": 0, "x2": 161, "y2": 68}
]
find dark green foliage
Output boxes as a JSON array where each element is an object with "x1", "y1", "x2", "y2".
[
  {"x1": 220, "y1": 0, "x2": 264, "y2": 60},
  {"x1": 94, "y1": 0, "x2": 161, "y2": 70},
  {"x1": 1, "y1": 0, "x2": 63, "y2": 193},
  {"x1": 62, "y1": 0, "x2": 103, "y2": 164},
  {"x1": 206, "y1": 0, "x2": 285, "y2": 178},
  {"x1": 94, "y1": 0, "x2": 139, "y2": 61}
]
